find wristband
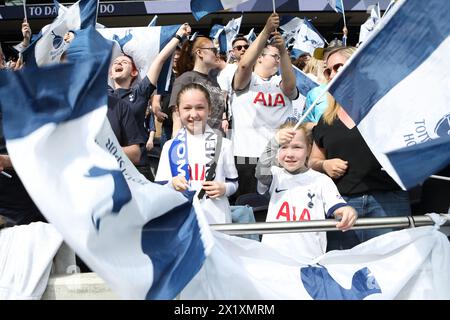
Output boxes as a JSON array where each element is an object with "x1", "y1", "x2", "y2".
[{"x1": 174, "y1": 34, "x2": 183, "y2": 42}]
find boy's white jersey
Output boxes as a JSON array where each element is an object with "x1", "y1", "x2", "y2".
[
  {"x1": 231, "y1": 73, "x2": 294, "y2": 158},
  {"x1": 156, "y1": 126, "x2": 238, "y2": 224},
  {"x1": 262, "y1": 167, "x2": 347, "y2": 260}
]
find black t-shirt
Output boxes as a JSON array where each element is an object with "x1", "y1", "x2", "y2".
[
  {"x1": 107, "y1": 96, "x2": 145, "y2": 147},
  {"x1": 0, "y1": 112, "x2": 46, "y2": 225},
  {"x1": 108, "y1": 76, "x2": 156, "y2": 142},
  {"x1": 312, "y1": 117, "x2": 400, "y2": 195}
]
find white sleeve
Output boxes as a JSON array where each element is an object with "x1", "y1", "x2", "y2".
[
  {"x1": 222, "y1": 139, "x2": 238, "y2": 197},
  {"x1": 320, "y1": 174, "x2": 347, "y2": 218},
  {"x1": 155, "y1": 141, "x2": 173, "y2": 187}
]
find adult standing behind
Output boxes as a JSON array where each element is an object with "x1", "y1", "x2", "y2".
[
  {"x1": 108, "y1": 23, "x2": 191, "y2": 174},
  {"x1": 169, "y1": 35, "x2": 228, "y2": 137},
  {"x1": 308, "y1": 46, "x2": 411, "y2": 250},
  {"x1": 230, "y1": 13, "x2": 298, "y2": 199}
]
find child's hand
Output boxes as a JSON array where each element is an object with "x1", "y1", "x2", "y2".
[
  {"x1": 201, "y1": 181, "x2": 226, "y2": 199},
  {"x1": 333, "y1": 206, "x2": 357, "y2": 231},
  {"x1": 172, "y1": 176, "x2": 189, "y2": 192},
  {"x1": 276, "y1": 128, "x2": 296, "y2": 145}
]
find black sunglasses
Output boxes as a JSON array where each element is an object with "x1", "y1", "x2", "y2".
[{"x1": 233, "y1": 44, "x2": 249, "y2": 51}]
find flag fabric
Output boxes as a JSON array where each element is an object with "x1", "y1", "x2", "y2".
[
  {"x1": 382, "y1": 0, "x2": 397, "y2": 19},
  {"x1": 292, "y1": 65, "x2": 320, "y2": 118},
  {"x1": 209, "y1": 16, "x2": 242, "y2": 55},
  {"x1": 0, "y1": 29, "x2": 213, "y2": 300},
  {"x1": 190, "y1": 0, "x2": 249, "y2": 21},
  {"x1": 98, "y1": 24, "x2": 180, "y2": 93},
  {"x1": 181, "y1": 220, "x2": 450, "y2": 299},
  {"x1": 327, "y1": 0, "x2": 344, "y2": 14},
  {"x1": 22, "y1": 0, "x2": 97, "y2": 67},
  {"x1": 245, "y1": 28, "x2": 256, "y2": 44},
  {"x1": 328, "y1": 0, "x2": 450, "y2": 190},
  {"x1": 291, "y1": 18, "x2": 326, "y2": 57},
  {"x1": 358, "y1": 3, "x2": 381, "y2": 45},
  {"x1": 280, "y1": 16, "x2": 303, "y2": 50},
  {"x1": 0, "y1": 222, "x2": 63, "y2": 299}
]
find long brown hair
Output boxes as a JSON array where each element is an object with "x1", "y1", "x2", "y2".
[{"x1": 176, "y1": 36, "x2": 213, "y2": 75}]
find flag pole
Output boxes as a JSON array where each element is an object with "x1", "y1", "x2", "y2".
[
  {"x1": 293, "y1": 86, "x2": 330, "y2": 130},
  {"x1": 23, "y1": 0, "x2": 27, "y2": 21},
  {"x1": 272, "y1": 0, "x2": 276, "y2": 13}
]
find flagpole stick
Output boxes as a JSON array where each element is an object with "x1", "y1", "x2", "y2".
[
  {"x1": 1, "y1": 171, "x2": 12, "y2": 179},
  {"x1": 293, "y1": 87, "x2": 329, "y2": 130},
  {"x1": 23, "y1": 0, "x2": 27, "y2": 21},
  {"x1": 272, "y1": 0, "x2": 276, "y2": 13}
]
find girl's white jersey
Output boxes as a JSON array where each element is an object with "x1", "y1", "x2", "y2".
[
  {"x1": 231, "y1": 73, "x2": 294, "y2": 158},
  {"x1": 156, "y1": 126, "x2": 238, "y2": 224},
  {"x1": 262, "y1": 167, "x2": 347, "y2": 260}
]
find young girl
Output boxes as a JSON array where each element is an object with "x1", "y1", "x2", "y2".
[
  {"x1": 155, "y1": 83, "x2": 238, "y2": 224},
  {"x1": 255, "y1": 119, "x2": 357, "y2": 260}
]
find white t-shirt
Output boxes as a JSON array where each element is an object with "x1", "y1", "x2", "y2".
[
  {"x1": 261, "y1": 167, "x2": 347, "y2": 260},
  {"x1": 231, "y1": 73, "x2": 294, "y2": 157},
  {"x1": 155, "y1": 126, "x2": 238, "y2": 224}
]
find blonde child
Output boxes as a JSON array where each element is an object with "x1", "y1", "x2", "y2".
[
  {"x1": 255, "y1": 119, "x2": 357, "y2": 260},
  {"x1": 155, "y1": 83, "x2": 238, "y2": 224}
]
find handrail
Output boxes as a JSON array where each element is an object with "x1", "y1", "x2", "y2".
[{"x1": 211, "y1": 214, "x2": 450, "y2": 235}]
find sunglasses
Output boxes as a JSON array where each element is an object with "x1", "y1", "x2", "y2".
[
  {"x1": 199, "y1": 47, "x2": 218, "y2": 55},
  {"x1": 233, "y1": 44, "x2": 249, "y2": 51},
  {"x1": 324, "y1": 63, "x2": 344, "y2": 78}
]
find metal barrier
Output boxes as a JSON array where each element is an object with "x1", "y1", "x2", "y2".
[{"x1": 211, "y1": 214, "x2": 450, "y2": 235}]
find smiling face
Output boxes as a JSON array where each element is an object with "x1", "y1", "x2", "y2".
[
  {"x1": 177, "y1": 87, "x2": 211, "y2": 135},
  {"x1": 278, "y1": 130, "x2": 310, "y2": 173},
  {"x1": 110, "y1": 55, "x2": 138, "y2": 84}
]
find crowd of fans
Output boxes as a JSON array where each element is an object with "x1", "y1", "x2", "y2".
[{"x1": 1, "y1": 13, "x2": 448, "y2": 262}]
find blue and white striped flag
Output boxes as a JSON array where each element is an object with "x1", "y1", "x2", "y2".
[
  {"x1": 22, "y1": 0, "x2": 97, "y2": 67},
  {"x1": 328, "y1": 0, "x2": 450, "y2": 190},
  {"x1": 190, "y1": 0, "x2": 249, "y2": 21},
  {"x1": 98, "y1": 24, "x2": 180, "y2": 93},
  {"x1": 209, "y1": 16, "x2": 242, "y2": 55},
  {"x1": 0, "y1": 29, "x2": 213, "y2": 300},
  {"x1": 292, "y1": 65, "x2": 320, "y2": 119},
  {"x1": 327, "y1": 0, "x2": 344, "y2": 14},
  {"x1": 245, "y1": 28, "x2": 256, "y2": 44}
]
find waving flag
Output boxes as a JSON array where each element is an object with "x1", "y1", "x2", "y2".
[
  {"x1": 0, "y1": 28, "x2": 213, "y2": 300},
  {"x1": 209, "y1": 16, "x2": 242, "y2": 55},
  {"x1": 22, "y1": 0, "x2": 97, "y2": 67},
  {"x1": 292, "y1": 65, "x2": 320, "y2": 118},
  {"x1": 292, "y1": 18, "x2": 326, "y2": 57},
  {"x1": 181, "y1": 223, "x2": 450, "y2": 299},
  {"x1": 327, "y1": 0, "x2": 344, "y2": 14},
  {"x1": 190, "y1": 0, "x2": 249, "y2": 21},
  {"x1": 280, "y1": 16, "x2": 303, "y2": 49},
  {"x1": 245, "y1": 28, "x2": 256, "y2": 44},
  {"x1": 328, "y1": 0, "x2": 450, "y2": 190},
  {"x1": 358, "y1": 3, "x2": 381, "y2": 45},
  {"x1": 98, "y1": 24, "x2": 180, "y2": 93}
]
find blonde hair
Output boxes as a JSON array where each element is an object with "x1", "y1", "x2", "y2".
[
  {"x1": 303, "y1": 57, "x2": 327, "y2": 84},
  {"x1": 278, "y1": 120, "x2": 312, "y2": 147},
  {"x1": 322, "y1": 46, "x2": 357, "y2": 125}
]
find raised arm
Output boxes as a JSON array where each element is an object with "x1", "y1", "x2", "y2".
[
  {"x1": 270, "y1": 32, "x2": 297, "y2": 98},
  {"x1": 233, "y1": 13, "x2": 279, "y2": 91},
  {"x1": 146, "y1": 23, "x2": 191, "y2": 86}
]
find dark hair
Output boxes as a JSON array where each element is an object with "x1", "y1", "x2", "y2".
[
  {"x1": 176, "y1": 83, "x2": 211, "y2": 109},
  {"x1": 232, "y1": 36, "x2": 248, "y2": 47}
]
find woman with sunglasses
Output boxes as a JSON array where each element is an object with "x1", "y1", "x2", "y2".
[
  {"x1": 169, "y1": 35, "x2": 228, "y2": 138},
  {"x1": 308, "y1": 47, "x2": 411, "y2": 251}
]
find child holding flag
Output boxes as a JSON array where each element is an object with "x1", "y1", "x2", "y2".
[
  {"x1": 256, "y1": 118, "x2": 357, "y2": 260},
  {"x1": 155, "y1": 83, "x2": 238, "y2": 224}
]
